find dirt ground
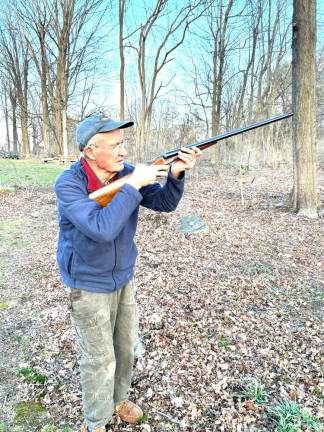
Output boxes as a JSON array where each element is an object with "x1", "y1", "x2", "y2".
[{"x1": 0, "y1": 168, "x2": 323, "y2": 431}]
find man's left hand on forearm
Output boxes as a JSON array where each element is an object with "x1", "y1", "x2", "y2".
[{"x1": 170, "y1": 146, "x2": 202, "y2": 178}]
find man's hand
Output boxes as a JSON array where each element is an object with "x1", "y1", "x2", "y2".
[
  {"x1": 170, "y1": 146, "x2": 202, "y2": 179},
  {"x1": 126, "y1": 163, "x2": 169, "y2": 190}
]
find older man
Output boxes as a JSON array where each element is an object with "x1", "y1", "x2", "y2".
[{"x1": 55, "y1": 114, "x2": 200, "y2": 432}]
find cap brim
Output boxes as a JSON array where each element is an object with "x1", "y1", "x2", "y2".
[{"x1": 97, "y1": 120, "x2": 134, "y2": 133}]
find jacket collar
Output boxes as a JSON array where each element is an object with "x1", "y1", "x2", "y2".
[
  {"x1": 80, "y1": 157, "x2": 132, "y2": 192},
  {"x1": 80, "y1": 157, "x2": 103, "y2": 192}
]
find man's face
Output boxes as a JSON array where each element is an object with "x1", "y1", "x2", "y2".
[{"x1": 85, "y1": 129, "x2": 127, "y2": 173}]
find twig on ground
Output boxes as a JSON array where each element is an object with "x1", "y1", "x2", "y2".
[
  {"x1": 2, "y1": 394, "x2": 8, "y2": 408},
  {"x1": 150, "y1": 407, "x2": 182, "y2": 425}
]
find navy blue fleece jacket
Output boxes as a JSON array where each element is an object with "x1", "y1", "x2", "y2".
[{"x1": 54, "y1": 161, "x2": 184, "y2": 293}]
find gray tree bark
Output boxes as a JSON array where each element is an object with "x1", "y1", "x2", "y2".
[{"x1": 291, "y1": 0, "x2": 318, "y2": 217}]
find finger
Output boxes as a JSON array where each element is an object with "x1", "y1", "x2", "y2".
[
  {"x1": 155, "y1": 165, "x2": 169, "y2": 174},
  {"x1": 155, "y1": 169, "x2": 168, "y2": 178},
  {"x1": 179, "y1": 147, "x2": 196, "y2": 156},
  {"x1": 179, "y1": 148, "x2": 197, "y2": 160},
  {"x1": 191, "y1": 146, "x2": 202, "y2": 156},
  {"x1": 177, "y1": 153, "x2": 194, "y2": 163},
  {"x1": 156, "y1": 164, "x2": 169, "y2": 170}
]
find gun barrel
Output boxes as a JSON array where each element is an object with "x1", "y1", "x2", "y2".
[{"x1": 159, "y1": 112, "x2": 293, "y2": 160}]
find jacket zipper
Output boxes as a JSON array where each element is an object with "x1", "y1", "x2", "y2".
[{"x1": 112, "y1": 239, "x2": 117, "y2": 290}]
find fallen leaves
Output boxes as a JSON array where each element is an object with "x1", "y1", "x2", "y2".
[{"x1": 0, "y1": 168, "x2": 323, "y2": 431}]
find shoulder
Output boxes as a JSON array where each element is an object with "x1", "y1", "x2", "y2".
[
  {"x1": 55, "y1": 160, "x2": 87, "y2": 191},
  {"x1": 119, "y1": 162, "x2": 135, "y2": 176}
]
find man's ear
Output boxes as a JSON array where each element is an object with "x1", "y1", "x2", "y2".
[{"x1": 83, "y1": 147, "x2": 96, "y2": 161}]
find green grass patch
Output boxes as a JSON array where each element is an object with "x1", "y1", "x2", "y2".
[
  {"x1": 0, "y1": 422, "x2": 9, "y2": 432},
  {"x1": 218, "y1": 335, "x2": 231, "y2": 348},
  {"x1": 0, "y1": 302, "x2": 9, "y2": 309},
  {"x1": 0, "y1": 219, "x2": 25, "y2": 245},
  {"x1": 13, "y1": 335, "x2": 30, "y2": 357},
  {"x1": 138, "y1": 412, "x2": 149, "y2": 424},
  {"x1": 17, "y1": 367, "x2": 48, "y2": 384},
  {"x1": 255, "y1": 243, "x2": 267, "y2": 253},
  {"x1": 0, "y1": 159, "x2": 64, "y2": 189},
  {"x1": 40, "y1": 426, "x2": 57, "y2": 432},
  {"x1": 238, "y1": 378, "x2": 270, "y2": 405},
  {"x1": 312, "y1": 386, "x2": 324, "y2": 400},
  {"x1": 268, "y1": 400, "x2": 323, "y2": 432},
  {"x1": 0, "y1": 218, "x2": 30, "y2": 251},
  {"x1": 14, "y1": 401, "x2": 49, "y2": 427}
]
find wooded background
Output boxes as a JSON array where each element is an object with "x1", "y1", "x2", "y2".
[
  {"x1": 0, "y1": 0, "x2": 323, "y2": 168},
  {"x1": 0, "y1": 3, "x2": 323, "y2": 429}
]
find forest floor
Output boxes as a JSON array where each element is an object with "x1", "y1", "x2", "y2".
[{"x1": 0, "y1": 167, "x2": 323, "y2": 432}]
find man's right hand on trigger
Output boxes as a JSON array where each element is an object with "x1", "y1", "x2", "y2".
[{"x1": 125, "y1": 164, "x2": 169, "y2": 190}]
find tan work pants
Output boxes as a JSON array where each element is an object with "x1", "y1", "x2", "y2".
[{"x1": 67, "y1": 280, "x2": 137, "y2": 431}]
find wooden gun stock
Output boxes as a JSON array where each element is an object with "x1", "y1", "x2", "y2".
[
  {"x1": 89, "y1": 174, "x2": 132, "y2": 207},
  {"x1": 89, "y1": 112, "x2": 293, "y2": 207},
  {"x1": 88, "y1": 158, "x2": 167, "y2": 207}
]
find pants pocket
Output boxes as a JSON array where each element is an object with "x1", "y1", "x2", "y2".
[
  {"x1": 119, "y1": 280, "x2": 136, "y2": 306},
  {"x1": 71, "y1": 302, "x2": 113, "y2": 358}
]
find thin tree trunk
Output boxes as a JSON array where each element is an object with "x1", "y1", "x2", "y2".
[
  {"x1": 211, "y1": 0, "x2": 234, "y2": 135},
  {"x1": 4, "y1": 95, "x2": 10, "y2": 152},
  {"x1": 40, "y1": 41, "x2": 50, "y2": 156},
  {"x1": 52, "y1": 56, "x2": 65, "y2": 155},
  {"x1": 10, "y1": 89, "x2": 18, "y2": 153},
  {"x1": 19, "y1": 99, "x2": 30, "y2": 158},
  {"x1": 62, "y1": 107, "x2": 68, "y2": 159},
  {"x1": 119, "y1": 0, "x2": 125, "y2": 120}
]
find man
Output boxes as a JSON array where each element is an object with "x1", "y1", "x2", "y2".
[{"x1": 55, "y1": 114, "x2": 200, "y2": 432}]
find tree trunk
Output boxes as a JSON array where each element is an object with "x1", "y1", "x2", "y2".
[
  {"x1": 19, "y1": 96, "x2": 30, "y2": 158},
  {"x1": 52, "y1": 103, "x2": 62, "y2": 155},
  {"x1": 4, "y1": 95, "x2": 10, "y2": 152},
  {"x1": 41, "y1": 94, "x2": 50, "y2": 156},
  {"x1": 52, "y1": 56, "x2": 65, "y2": 155},
  {"x1": 119, "y1": 0, "x2": 125, "y2": 120},
  {"x1": 62, "y1": 107, "x2": 68, "y2": 160},
  {"x1": 10, "y1": 89, "x2": 18, "y2": 153},
  {"x1": 291, "y1": 0, "x2": 318, "y2": 217},
  {"x1": 40, "y1": 43, "x2": 50, "y2": 156},
  {"x1": 211, "y1": 0, "x2": 233, "y2": 135}
]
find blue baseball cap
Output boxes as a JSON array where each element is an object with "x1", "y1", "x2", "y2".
[{"x1": 77, "y1": 114, "x2": 134, "y2": 150}]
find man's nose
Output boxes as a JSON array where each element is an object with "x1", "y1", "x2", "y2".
[{"x1": 119, "y1": 143, "x2": 127, "y2": 156}]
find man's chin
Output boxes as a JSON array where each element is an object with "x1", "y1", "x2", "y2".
[{"x1": 113, "y1": 162, "x2": 125, "y2": 171}]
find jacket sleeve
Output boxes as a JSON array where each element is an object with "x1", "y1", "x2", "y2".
[
  {"x1": 140, "y1": 170, "x2": 185, "y2": 212},
  {"x1": 55, "y1": 172, "x2": 143, "y2": 243}
]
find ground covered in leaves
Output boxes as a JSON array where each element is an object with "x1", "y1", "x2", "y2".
[{"x1": 0, "y1": 168, "x2": 323, "y2": 432}]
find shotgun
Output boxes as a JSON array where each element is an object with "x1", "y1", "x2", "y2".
[{"x1": 89, "y1": 112, "x2": 293, "y2": 207}]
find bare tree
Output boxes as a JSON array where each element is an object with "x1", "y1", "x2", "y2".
[
  {"x1": 125, "y1": 0, "x2": 205, "y2": 155},
  {"x1": 182, "y1": 1, "x2": 246, "y2": 136},
  {"x1": 17, "y1": 0, "x2": 52, "y2": 156},
  {"x1": 0, "y1": 15, "x2": 31, "y2": 158},
  {"x1": 50, "y1": 0, "x2": 109, "y2": 158},
  {"x1": 290, "y1": 0, "x2": 318, "y2": 217},
  {"x1": 0, "y1": 75, "x2": 12, "y2": 152},
  {"x1": 9, "y1": 87, "x2": 19, "y2": 153},
  {"x1": 119, "y1": 0, "x2": 126, "y2": 120},
  {"x1": 210, "y1": 0, "x2": 234, "y2": 135},
  {"x1": 12, "y1": 0, "x2": 108, "y2": 158},
  {"x1": 235, "y1": 0, "x2": 262, "y2": 124}
]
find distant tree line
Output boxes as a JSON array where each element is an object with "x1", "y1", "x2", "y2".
[{"x1": 0, "y1": 0, "x2": 322, "y2": 173}]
